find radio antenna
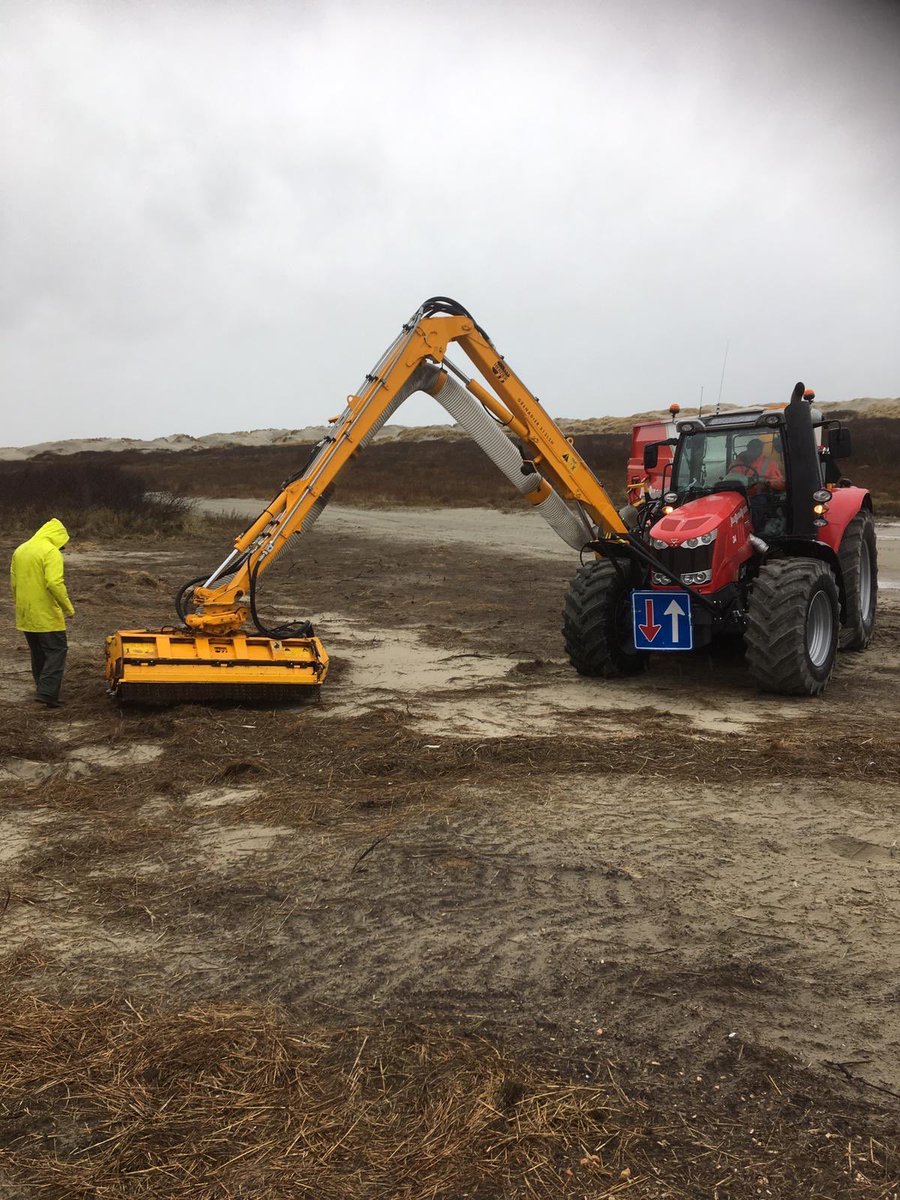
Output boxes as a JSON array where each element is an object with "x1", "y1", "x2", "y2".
[
  {"x1": 697, "y1": 385, "x2": 704, "y2": 419},
  {"x1": 715, "y1": 342, "x2": 729, "y2": 415}
]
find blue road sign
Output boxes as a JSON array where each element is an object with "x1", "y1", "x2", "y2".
[{"x1": 631, "y1": 591, "x2": 693, "y2": 651}]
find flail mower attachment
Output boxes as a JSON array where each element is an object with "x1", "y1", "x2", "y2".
[{"x1": 105, "y1": 629, "x2": 328, "y2": 705}]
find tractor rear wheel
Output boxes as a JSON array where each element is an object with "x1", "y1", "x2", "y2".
[
  {"x1": 563, "y1": 560, "x2": 647, "y2": 677},
  {"x1": 838, "y1": 508, "x2": 877, "y2": 650},
  {"x1": 745, "y1": 559, "x2": 839, "y2": 695}
]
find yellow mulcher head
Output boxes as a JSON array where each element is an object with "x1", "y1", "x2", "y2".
[{"x1": 105, "y1": 629, "x2": 328, "y2": 704}]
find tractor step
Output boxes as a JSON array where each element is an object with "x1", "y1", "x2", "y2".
[{"x1": 105, "y1": 629, "x2": 329, "y2": 704}]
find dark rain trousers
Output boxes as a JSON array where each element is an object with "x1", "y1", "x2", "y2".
[{"x1": 24, "y1": 631, "x2": 68, "y2": 702}]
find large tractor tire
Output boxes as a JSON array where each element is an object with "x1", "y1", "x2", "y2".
[
  {"x1": 745, "y1": 559, "x2": 839, "y2": 696},
  {"x1": 563, "y1": 560, "x2": 647, "y2": 678},
  {"x1": 838, "y1": 508, "x2": 877, "y2": 650}
]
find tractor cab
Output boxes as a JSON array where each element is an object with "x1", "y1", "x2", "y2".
[
  {"x1": 667, "y1": 409, "x2": 791, "y2": 538},
  {"x1": 655, "y1": 387, "x2": 854, "y2": 549}
]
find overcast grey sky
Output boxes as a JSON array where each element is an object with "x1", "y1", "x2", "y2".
[{"x1": 2, "y1": 0, "x2": 898, "y2": 445}]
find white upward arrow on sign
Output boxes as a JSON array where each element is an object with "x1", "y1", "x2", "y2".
[{"x1": 664, "y1": 599, "x2": 686, "y2": 642}]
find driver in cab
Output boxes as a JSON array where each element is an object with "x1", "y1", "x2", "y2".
[
  {"x1": 727, "y1": 437, "x2": 784, "y2": 491},
  {"x1": 725, "y1": 436, "x2": 785, "y2": 532}
]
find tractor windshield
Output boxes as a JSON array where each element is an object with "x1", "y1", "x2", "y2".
[{"x1": 672, "y1": 428, "x2": 786, "y2": 494}]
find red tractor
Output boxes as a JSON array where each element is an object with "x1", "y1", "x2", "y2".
[{"x1": 564, "y1": 383, "x2": 876, "y2": 695}]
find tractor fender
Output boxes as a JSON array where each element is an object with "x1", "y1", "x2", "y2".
[
  {"x1": 773, "y1": 488, "x2": 872, "y2": 620},
  {"x1": 815, "y1": 486, "x2": 872, "y2": 558}
]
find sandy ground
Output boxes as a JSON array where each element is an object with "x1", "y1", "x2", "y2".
[{"x1": 2, "y1": 510, "x2": 899, "y2": 1192}]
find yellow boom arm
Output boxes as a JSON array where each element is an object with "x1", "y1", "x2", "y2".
[{"x1": 183, "y1": 298, "x2": 626, "y2": 637}]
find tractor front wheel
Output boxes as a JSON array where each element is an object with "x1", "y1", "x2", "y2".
[
  {"x1": 563, "y1": 560, "x2": 647, "y2": 678},
  {"x1": 745, "y1": 559, "x2": 839, "y2": 696},
  {"x1": 838, "y1": 508, "x2": 877, "y2": 650}
]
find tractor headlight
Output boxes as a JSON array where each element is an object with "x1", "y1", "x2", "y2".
[
  {"x1": 681, "y1": 569, "x2": 712, "y2": 585},
  {"x1": 651, "y1": 538, "x2": 668, "y2": 550},
  {"x1": 663, "y1": 492, "x2": 678, "y2": 505},
  {"x1": 683, "y1": 531, "x2": 717, "y2": 548},
  {"x1": 813, "y1": 503, "x2": 828, "y2": 515},
  {"x1": 813, "y1": 489, "x2": 831, "y2": 503}
]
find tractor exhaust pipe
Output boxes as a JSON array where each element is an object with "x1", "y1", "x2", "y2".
[{"x1": 785, "y1": 381, "x2": 818, "y2": 539}]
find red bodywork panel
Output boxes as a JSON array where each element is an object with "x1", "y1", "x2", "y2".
[
  {"x1": 627, "y1": 420, "x2": 676, "y2": 504},
  {"x1": 650, "y1": 493, "x2": 754, "y2": 591},
  {"x1": 816, "y1": 486, "x2": 870, "y2": 554},
  {"x1": 648, "y1": 486, "x2": 871, "y2": 594}
]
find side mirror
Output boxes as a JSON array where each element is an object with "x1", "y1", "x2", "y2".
[
  {"x1": 827, "y1": 427, "x2": 852, "y2": 459},
  {"x1": 643, "y1": 443, "x2": 659, "y2": 470}
]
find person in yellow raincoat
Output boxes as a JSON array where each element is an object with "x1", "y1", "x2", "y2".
[{"x1": 10, "y1": 518, "x2": 76, "y2": 707}]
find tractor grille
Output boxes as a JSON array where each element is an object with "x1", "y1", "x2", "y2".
[{"x1": 653, "y1": 543, "x2": 714, "y2": 579}]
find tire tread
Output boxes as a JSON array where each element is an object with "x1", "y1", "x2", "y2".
[
  {"x1": 745, "y1": 559, "x2": 838, "y2": 695},
  {"x1": 563, "y1": 561, "x2": 647, "y2": 678},
  {"x1": 838, "y1": 508, "x2": 877, "y2": 651}
]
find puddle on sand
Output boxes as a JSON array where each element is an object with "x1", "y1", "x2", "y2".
[{"x1": 196, "y1": 823, "x2": 294, "y2": 866}]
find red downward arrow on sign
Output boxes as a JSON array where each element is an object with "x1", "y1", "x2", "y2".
[{"x1": 638, "y1": 598, "x2": 662, "y2": 641}]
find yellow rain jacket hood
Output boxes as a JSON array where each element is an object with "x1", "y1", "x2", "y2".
[{"x1": 10, "y1": 518, "x2": 75, "y2": 632}]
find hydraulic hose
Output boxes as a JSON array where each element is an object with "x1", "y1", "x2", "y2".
[
  {"x1": 418, "y1": 296, "x2": 491, "y2": 342},
  {"x1": 431, "y1": 373, "x2": 594, "y2": 551},
  {"x1": 249, "y1": 559, "x2": 313, "y2": 639},
  {"x1": 175, "y1": 574, "x2": 209, "y2": 626}
]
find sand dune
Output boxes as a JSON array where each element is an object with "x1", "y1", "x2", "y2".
[{"x1": 2, "y1": 396, "x2": 897, "y2": 461}]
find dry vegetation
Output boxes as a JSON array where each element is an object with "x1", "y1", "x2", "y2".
[
  {"x1": 2, "y1": 989, "x2": 896, "y2": 1199},
  {"x1": 824, "y1": 416, "x2": 900, "y2": 514},
  {"x1": 22, "y1": 432, "x2": 634, "y2": 510},
  {"x1": 0, "y1": 460, "x2": 191, "y2": 539}
]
